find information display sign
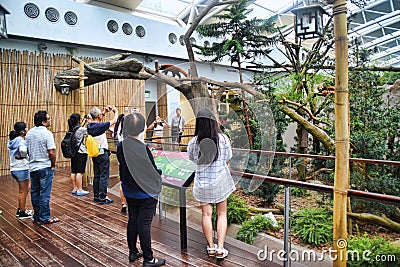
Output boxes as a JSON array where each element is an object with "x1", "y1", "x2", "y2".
[{"x1": 153, "y1": 150, "x2": 195, "y2": 187}]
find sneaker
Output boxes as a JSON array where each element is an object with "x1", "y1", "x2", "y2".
[
  {"x1": 76, "y1": 190, "x2": 89, "y2": 196},
  {"x1": 71, "y1": 190, "x2": 77, "y2": 195},
  {"x1": 143, "y1": 258, "x2": 166, "y2": 267},
  {"x1": 16, "y1": 209, "x2": 33, "y2": 217},
  {"x1": 25, "y1": 209, "x2": 33, "y2": 216},
  {"x1": 129, "y1": 250, "x2": 143, "y2": 262},
  {"x1": 17, "y1": 210, "x2": 33, "y2": 220},
  {"x1": 97, "y1": 197, "x2": 114, "y2": 205}
]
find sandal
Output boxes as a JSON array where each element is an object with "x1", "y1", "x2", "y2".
[
  {"x1": 206, "y1": 244, "x2": 217, "y2": 257},
  {"x1": 215, "y1": 248, "x2": 229, "y2": 259},
  {"x1": 40, "y1": 217, "x2": 60, "y2": 224}
]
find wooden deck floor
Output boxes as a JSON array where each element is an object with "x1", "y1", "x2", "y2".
[{"x1": 0, "y1": 168, "x2": 282, "y2": 267}]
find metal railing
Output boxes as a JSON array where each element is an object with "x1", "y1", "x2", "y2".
[{"x1": 109, "y1": 134, "x2": 400, "y2": 263}]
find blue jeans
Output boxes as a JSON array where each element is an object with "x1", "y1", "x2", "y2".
[
  {"x1": 30, "y1": 167, "x2": 54, "y2": 222},
  {"x1": 126, "y1": 197, "x2": 158, "y2": 262},
  {"x1": 92, "y1": 152, "x2": 110, "y2": 199}
]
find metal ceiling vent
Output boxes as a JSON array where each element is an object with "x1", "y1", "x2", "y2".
[
  {"x1": 122, "y1": 23, "x2": 133, "y2": 35},
  {"x1": 64, "y1": 11, "x2": 78, "y2": 26},
  {"x1": 45, "y1": 7, "x2": 59, "y2": 22},
  {"x1": 107, "y1": 20, "x2": 118, "y2": 33},
  {"x1": 136, "y1": 25, "x2": 145, "y2": 38},
  {"x1": 179, "y1": 35, "x2": 185, "y2": 46},
  {"x1": 24, "y1": 3, "x2": 40, "y2": 19},
  {"x1": 169, "y1": 33, "x2": 177, "y2": 44}
]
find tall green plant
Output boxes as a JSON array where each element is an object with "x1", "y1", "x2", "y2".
[
  {"x1": 194, "y1": 0, "x2": 277, "y2": 67},
  {"x1": 348, "y1": 70, "x2": 400, "y2": 218}
]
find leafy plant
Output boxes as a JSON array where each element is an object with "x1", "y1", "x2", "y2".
[
  {"x1": 292, "y1": 207, "x2": 333, "y2": 247},
  {"x1": 291, "y1": 187, "x2": 308, "y2": 197},
  {"x1": 212, "y1": 193, "x2": 249, "y2": 225},
  {"x1": 227, "y1": 194, "x2": 249, "y2": 225},
  {"x1": 251, "y1": 182, "x2": 282, "y2": 206},
  {"x1": 347, "y1": 233, "x2": 400, "y2": 266},
  {"x1": 236, "y1": 214, "x2": 278, "y2": 244}
]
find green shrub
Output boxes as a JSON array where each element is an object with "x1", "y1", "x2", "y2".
[
  {"x1": 251, "y1": 182, "x2": 282, "y2": 206},
  {"x1": 227, "y1": 194, "x2": 249, "y2": 225},
  {"x1": 236, "y1": 214, "x2": 278, "y2": 244},
  {"x1": 347, "y1": 233, "x2": 400, "y2": 267},
  {"x1": 292, "y1": 207, "x2": 333, "y2": 247},
  {"x1": 291, "y1": 187, "x2": 308, "y2": 197}
]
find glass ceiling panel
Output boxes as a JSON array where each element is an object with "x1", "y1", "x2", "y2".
[{"x1": 137, "y1": 0, "x2": 189, "y2": 17}]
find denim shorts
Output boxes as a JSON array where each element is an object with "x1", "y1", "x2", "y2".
[{"x1": 11, "y1": 169, "x2": 30, "y2": 182}]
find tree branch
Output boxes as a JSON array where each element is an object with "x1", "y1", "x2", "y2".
[
  {"x1": 281, "y1": 98, "x2": 329, "y2": 125},
  {"x1": 279, "y1": 104, "x2": 335, "y2": 152},
  {"x1": 348, "y1": 212, "x2": 400, "y2": 233}
]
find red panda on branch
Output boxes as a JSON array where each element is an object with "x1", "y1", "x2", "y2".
[
  {"x1": 158, "y1": 64, "x2": 188, "y2": 78},
  {"x1": 316, "y1": 84, "x2": 335, "y2": 96}
]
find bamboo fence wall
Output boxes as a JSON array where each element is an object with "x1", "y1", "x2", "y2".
[{"x1": 0, "y1": 49, "x2": 144, "y2": 176}]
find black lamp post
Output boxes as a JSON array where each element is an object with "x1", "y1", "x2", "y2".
[
  {"x1": 0, "y1": 4, "x2": 10, "y2": 39},
  {"x1": 292, "y1": 5, "x2": 327, "y2": 39}
]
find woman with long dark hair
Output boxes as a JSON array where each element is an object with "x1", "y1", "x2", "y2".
[
  {"x1": 187, "y1": 108, "x2": 235, "y2": 259},
  {"x1": 68, "y1": 113, "x2": 89, "y2": 196},
  {"x1": 7, "y1": 121, "x2": 33, "y2": 219}
]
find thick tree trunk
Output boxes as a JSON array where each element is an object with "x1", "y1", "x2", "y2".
[{"x1": 54, "y1": 54, "x2": 144, "y2": 92}]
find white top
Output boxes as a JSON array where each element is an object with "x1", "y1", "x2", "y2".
[
  {"x1": 153, "y1": 124, "x2": 164, "y2": 137},
  {"x1": 94, "y1": 133, "x2": 108, "y2": 150},
  {"x1": 26, "y1": 126, "x2": 56, "y2": 172},
  {"x1": 75, "y1": 127, "x2": 87, "y2": 154},
  {"x1": 187, "y1": 133, "x2": 236, "y2": 203},
  {"x1": 8, "y1": 136, "x2": 29, "y2": 171}
]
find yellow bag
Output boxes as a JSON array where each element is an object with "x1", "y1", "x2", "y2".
[{"x1": 85, "y1": 135, "x2": 100, "y2": 157}]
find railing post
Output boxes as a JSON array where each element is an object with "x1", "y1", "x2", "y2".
[{"x1": 283, "y1": 156, "x2": 292, "y2": 267}]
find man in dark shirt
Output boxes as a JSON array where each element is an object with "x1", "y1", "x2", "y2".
[{"x1": 87, "y1": 106, "x2": 118, "y2": 204}]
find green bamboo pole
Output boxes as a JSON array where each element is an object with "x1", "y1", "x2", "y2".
[{"x1": 332, "y1": 0, "x2": 349, "y2": 266}]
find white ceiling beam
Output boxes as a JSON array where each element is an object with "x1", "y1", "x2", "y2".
[
  {"x1": 370, "y1": 45, "x2": 400, "y2": 60},
  {"x1": 348, "y1": 10, "x2": 400, "y2": 38},
  {"x1": 361, "y1": 30, "x2": 400, "y2": 49},
  {"x1": 90, "y1": 0, "x2": 144, "y2": 11},
  {"x1": 379, "y1": 56, "x2": 400, "y2": 67}
]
